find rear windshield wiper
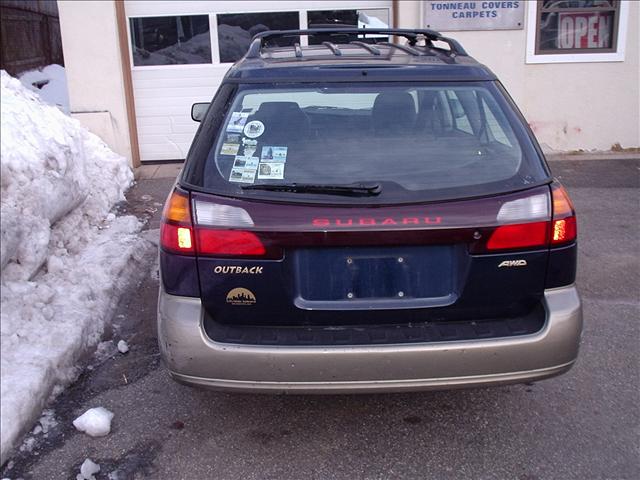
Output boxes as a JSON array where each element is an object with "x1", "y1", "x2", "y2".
[{"x1": 242, "y1": 182, "x2": 382, "y2": 196}]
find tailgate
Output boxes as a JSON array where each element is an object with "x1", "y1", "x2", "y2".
[{"x1": 193, "y1": 185, "x2": 552, "y2": 328}]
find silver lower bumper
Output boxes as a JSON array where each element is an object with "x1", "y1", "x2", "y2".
[{"x1": 157, "y1": 285, "x2": 582, "y2": 394}]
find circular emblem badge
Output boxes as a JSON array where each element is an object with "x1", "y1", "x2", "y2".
[
  {"x1": 243, "y1": 120, "x2": 265, "y2": 138},
  {"x1": 226, "y1": 287, "x2": 256, "y2": 305}
]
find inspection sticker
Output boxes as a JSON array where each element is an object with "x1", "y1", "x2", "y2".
[
  {"x1": 261, "y1": 146, "x2": 288, "y2": 162},
  {"x1": 244, "y1": 120, "x2": 265, "y2": 138},
  {"x1": 257, "y1": 162, "x2": 285, "y2": 180},
  {"x1": 227, "y1": 112, "x2": 249, "y2": 133}
]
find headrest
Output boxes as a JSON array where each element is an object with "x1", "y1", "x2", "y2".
[
  {"x1": 252, "y1": 102, "x2": 309, "y2": 139},
  {"x1": 372, "y1": 92, "x2": 417, "y2": 134}
]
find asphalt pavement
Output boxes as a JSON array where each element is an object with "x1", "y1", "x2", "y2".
[{"x1": 2, "y1": 158, "x2": 639, "y2": 480}]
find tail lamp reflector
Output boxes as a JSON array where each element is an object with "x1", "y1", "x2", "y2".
[
  {"x1": 486, "y1": 221, "x2": 549, "y2": 250},
  {"x1": 197, "y1": 229, "x2": 265, "y2": 256}
]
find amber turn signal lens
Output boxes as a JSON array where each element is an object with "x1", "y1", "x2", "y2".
[
  {"x1": 163, "y1": 190, "x2": 191, "y2": 223},
  {"x1": 552, "y1": 185, "x2": 574, "y2": 218}
]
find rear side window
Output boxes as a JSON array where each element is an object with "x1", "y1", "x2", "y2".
[{"x1": 185, "y1": 82, "x2": 548, "y2": 204}]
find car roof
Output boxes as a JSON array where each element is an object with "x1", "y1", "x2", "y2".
[{"x1": 224, "y1": 29, "x2": 497, "y2": 84}]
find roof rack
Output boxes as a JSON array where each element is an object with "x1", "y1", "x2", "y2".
[{"x1": 245, "y1": 28, "x2": 468, "y2": 59}]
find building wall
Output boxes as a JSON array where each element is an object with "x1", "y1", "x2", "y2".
[
  {"x1": 57, "y1": 0, "x2": 639, "y2": 166},
  {"x1": 398, "y1": 1, "x2": 640, "y2": 152},
  {"x1": 57, "y1": 0, "x2": 134, "y2": 163}
]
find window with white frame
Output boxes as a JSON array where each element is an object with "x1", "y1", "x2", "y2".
[
  {"x1": 527, "y1": 0, "x2": 629, "y2": 63},
  {"x1": 216, "y1": 12, "x2": 300, "y2": 63},
  {"x1": 129, "y1": 15, "x2": 212, "y2": 66}
]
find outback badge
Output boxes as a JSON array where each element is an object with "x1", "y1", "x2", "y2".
[{"x1": 498, "y1": 260, "x2": 528, "y2": 268}]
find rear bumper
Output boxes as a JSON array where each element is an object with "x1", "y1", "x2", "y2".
[{"x1": 157, "y1": 285, "x2": 582, "y2": 394}]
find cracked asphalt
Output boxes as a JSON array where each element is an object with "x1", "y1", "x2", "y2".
[{"x1": 2, "y1": 158, "x2": 639, "y2": 480}]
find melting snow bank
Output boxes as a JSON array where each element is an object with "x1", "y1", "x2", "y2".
[{"x1": 0, "y1": 71, "x2": 146, "y2": 463}]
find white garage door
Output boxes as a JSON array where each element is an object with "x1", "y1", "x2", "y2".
[{"x1": 124, "y1": 0, "x2": 393, "y2": 161}]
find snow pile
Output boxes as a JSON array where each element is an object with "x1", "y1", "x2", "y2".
[
  {"x1": 19, "y1": 64, "x2": 69, "y2": 114},
  {"x1": 77, "y1": 458, "x2": 100, "y2": 480},
  {"x1": 0, "y1": 71, "x2": 145, "y2": 463},
  {"x1": 73, "y1": 407, "x2": 114, "y2": 437}
]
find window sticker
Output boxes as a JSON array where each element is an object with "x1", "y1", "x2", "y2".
[
  {"x1": 220, "y1": 143, "x2": 240, "y2": 156},
  {"x1": 220, "y1": 133, "x2": 241, "y2": 155},
  {"x1": 241, "y1": 138, "x2": 258, "y2": 157},
  {"x1": 229, "y1": 155, "x2": 258, "y2": 183},
  {"x1": 243, "y1": 120, "x2": 265, "y2": 138},
  {"x1": 233, "y1": 156, "x2": 259, "y2": 170},
  {"x1": 261, "y1": 146, "x2": 288, "y2": 162},
  {"x1": 227, "y1": 112, "x2": 249, "y2": 133},
  {"x1": 229, "y1": 167, "x2": 257, "y2": 183},
  {"x1": 257, "y1": 162, "x2": 285, "y2": 180}
]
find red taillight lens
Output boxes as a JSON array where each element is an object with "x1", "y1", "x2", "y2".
[
  {"x1": 551, "y1": 184, "x2": 577, "y2": 245},
  {"x1": 196, "y1": 229, "x2": 266, "y2": 256},
  {"x1": 486, "y1": 221, "x2": 549, "y2": 251},
  {"x1": 160, "y1": 189, "x2": 195, "y2": 254}
]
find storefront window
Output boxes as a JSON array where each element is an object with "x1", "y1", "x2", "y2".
[
  {"x1": 536, "y1": 1, "x2": 620, "y2": 54},
  {"x1": 130, "y1": 16, "x2": 212, "y2": 66},
  {"x1": 217, "y1": 12, "x2": 299, "y2": 63},
  {"x1": 307, "y1": 9, "x2": 390, "y2": 44}
]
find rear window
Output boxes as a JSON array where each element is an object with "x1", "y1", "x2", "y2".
[{"x1": 185, "y1": 82, "x2": 549, "y2": 204}]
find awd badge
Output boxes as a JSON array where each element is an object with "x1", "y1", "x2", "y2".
[
  {"x1": 226, "y1": 288, "x2": 256, "y2": 305},
  {"x1": 498, "y1": 260, "x2": 527, "y2": 268}
]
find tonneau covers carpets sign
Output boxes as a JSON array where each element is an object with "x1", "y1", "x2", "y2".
[{"x1": 423, "y1": 1, "x2": 525, "y2": 31}]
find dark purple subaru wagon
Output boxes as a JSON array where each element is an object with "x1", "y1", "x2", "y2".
[{"x1": 158, "y1": 29, "x2": 582, "y2": 393}]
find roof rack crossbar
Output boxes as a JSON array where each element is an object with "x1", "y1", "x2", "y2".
[
  {"x1": 322, "y1": 41, "x2": 342, "y2": 56},
  {"x1": 349, "y1": 41, "x2": 381, "y2": 55},
  {"x1": 293, "y1": 42, "x2": 303, "y2": 58},
  {"x1": 378, "y1": 41, "x2": 422, "y2": 56},
  {"x1": 245, "y1": 28, "x2": 468, "y2": 59}
]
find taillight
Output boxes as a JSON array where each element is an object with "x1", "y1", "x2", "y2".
[
  {"x1": 160, "y1": 189, "x2": 195, "y2": 254},
  {"x1": 550, "y1": 183, "x2": 577, "y2": 245},
  {"x1": 482, "y1": 184, "x2": 576, "y2": 252},
  {"x1": 484, "y1": 193, "x2": 550, "y2": 251},
  {"x1": 161, "y1": 193, "x2": 274, "y2": 257}
]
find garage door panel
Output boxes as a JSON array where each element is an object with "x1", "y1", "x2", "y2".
[
  {"x1": 134, "y1": 87, "x2": 218, "y2": 100},
  {"x1": 133, "y1": 72, "x2": 229, "y2": 89},
  {"x1": 132, "y1": 66, "x2": 228, "y2": 81},
  {"x1": 135, "y1": 105, "x2": 201, "y2": 117},
  {"x1": 142, "y1": 133, "x2": 197, "y2": 143}
]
